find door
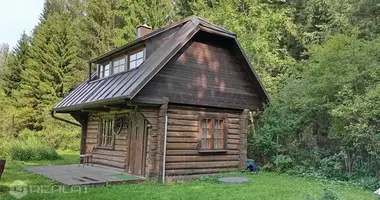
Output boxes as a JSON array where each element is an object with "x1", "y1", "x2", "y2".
[{"x1": 127, "y1": 112, "x2": 147, "y2": 176}]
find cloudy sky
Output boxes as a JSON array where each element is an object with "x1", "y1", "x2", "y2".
[{"x1": 0, "y1": 0, "x2": 44, "y2": 48}]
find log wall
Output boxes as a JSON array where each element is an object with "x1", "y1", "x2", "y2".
[
  {"x1": 165, "y1": 105, "x2": 248, "y2": 177},
  {"x1": 85, "y1": 107, "x2": 159, "y2": 177}
]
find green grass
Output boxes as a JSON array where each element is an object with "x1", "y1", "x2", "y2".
[
  {"x1": 0, "y1": 151, "x2": 377, "y2": 200},
  {"x1": 110, "y1": 173, "x2": 141, "y2": 180}
]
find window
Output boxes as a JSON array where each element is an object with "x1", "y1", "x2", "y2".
[
  {"x1": 98, "y1": 63, "x2": 110, "y2": 78},
  {"x1": 198, "y1": 115, "x2": 226, "y2": 151},
  {"x1": 129, "y1": 50, "x2": 144, "y2": 70},
  {"x1": 95, "y1": 48, "x2": 145, "y2": 80},
  {"x1": 99, "y1": 118, "x2": 114, "y2": 147},
  {"x1": 113, "y1": 56, "x2": 126, "y2": 74}
]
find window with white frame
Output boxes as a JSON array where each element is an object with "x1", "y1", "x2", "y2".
[
  {"x1": 98, "y1": 63, "x2": 111, "y2": 78},
  {"x1": 129, "y1": 50, "x2": 144, "y2": 70},
  {"x1": 113, "y1": 56, "x2": 126, "y2": 74}
]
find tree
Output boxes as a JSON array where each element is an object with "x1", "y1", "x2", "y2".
[
  {"x1": 257, "y1": 35, "x2": 380, "y2": 177},
  {"x1": 0, "y1": 43, "x2": 9, "y2": 72},
  {"x1": 175, "y1": 0, "x2": 299, "y2": 95},
  {"x1": 1, "y1": 33, "x2": 31, "y2": 97},
  {"x1": 113, "y1": 0, "x2": 178, "y2": 46},
  {"x1": 75, "y1": 0, "x2": 116, "y2": 60},
  {"x1": 15, "y1": 12, "x2": 82, "y2": 130}
]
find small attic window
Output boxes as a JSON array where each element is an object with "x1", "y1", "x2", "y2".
[
  {"x1": 98, "y1": 62, "x2": 111, "y2": 78},
  {"x1": 95, "y1": 48, "x2": 145, "y2": 80}
]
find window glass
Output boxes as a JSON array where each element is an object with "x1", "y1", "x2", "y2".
[
  {"x1": 98, "y1": 63, "x2": 110, "y2": 78},
  {"x1": 199, "y1": 117, "x2": 226, "y2": 150},
  {"x1": 113, "y1": 56, "x2": 126, "y2": 74},
  {"x1": 129, "y1": 50, "x2": 144, "y2": 70},
  {"x1": 104, "y1": 64, "x2": 110, "y2": 77},
  {"x1": 100, "y1": 118, "x2": 114, "y2": 146},
  {"x1": 98, "y1": 64, "x2": 104, "y2": 78}
]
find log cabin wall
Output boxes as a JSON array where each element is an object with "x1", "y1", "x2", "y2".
[
  {"x1": 165, "y1": 105, "x2": 249, "y2": 179},
  {"x1": 84, "y1": 107, "x2": 159, "y2": 177}
]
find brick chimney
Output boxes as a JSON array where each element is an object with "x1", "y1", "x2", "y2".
[{"x1": 136, "y1": 24, "x2": 152, "y2": 38}]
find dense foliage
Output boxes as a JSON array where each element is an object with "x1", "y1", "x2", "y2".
[{"x1": 0, "y1": 0, "x2": 379, "y2": 189}]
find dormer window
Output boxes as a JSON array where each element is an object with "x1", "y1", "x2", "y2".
[
  {"x1": 95, "y1": 48, "x2": 145, "y2": 80},
  {"x1": 129, "y1": 50, "x2": 144, "y2": 70},
  {"x1": 113, "y1": 56, "x2": 126, "y2": 74},
  {"x1": 98, "y1": 63, "x2": 111, "y2": 78}
]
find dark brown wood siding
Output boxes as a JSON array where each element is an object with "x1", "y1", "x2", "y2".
[
  {"x1": 145, "y1": 26, "x2": 180, "y2": 58},
  {"x1": 164, "y1": 105, "x2": 248, "y2": 178},
  {"x1": 134, "y1": 31, "x2": 264, "y2": 110}
]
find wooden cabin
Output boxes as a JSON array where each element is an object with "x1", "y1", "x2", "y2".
[{"x1": 52, "y1": 16, "x2": 269, "y2": 181}]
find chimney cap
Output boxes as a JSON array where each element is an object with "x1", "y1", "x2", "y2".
[{"x1": 137, "y1": 24, "x2": 152, "y2": 29}]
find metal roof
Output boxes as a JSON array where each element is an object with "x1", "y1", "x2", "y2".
[{"x1": 52, "y1": 16, "x2": 268, "y2": 112}]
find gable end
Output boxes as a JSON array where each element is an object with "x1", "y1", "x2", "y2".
[{"x1": 133, "y1": 31, "x2": 267, "y2": 110}]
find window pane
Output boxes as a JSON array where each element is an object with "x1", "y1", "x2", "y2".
[
  {"x1": 113, "y1": 57, "x2": 126, "y2": 74},
  {"x1": 201, "y1": 119, "x2": 212, "y2": 149},
  {"x1": 104, "y1": 69, "x2": 110, "y2": 77},
  {"x1": 136, "y1": 58, "x2": 143, "y2": 67},
  {"x1": 104, "y1": 64, "x2": 109, "y2": 71},
  {"x1": 130, "y1": 54, "x2": 136, "y2": 61},
  {"x1": 130, "y1": 61, "x2": 136, "y2": 69},
  {"x1": 136, "y1": 51, "x2": 143, "y2": 59}
]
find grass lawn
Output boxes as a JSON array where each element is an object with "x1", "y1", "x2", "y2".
[{"x1": 0, "y1": 151, "x2": 377, "y2": 200}]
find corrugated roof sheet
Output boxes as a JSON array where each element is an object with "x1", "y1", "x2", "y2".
[{"x1": 52, "y1": 16, "x2": 268, "y2": 112}]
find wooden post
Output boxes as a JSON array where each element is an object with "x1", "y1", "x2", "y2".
[
  {"x1": 71, "y1": 113, "x2": 89, "y2": 156},
  {"x1": 239, "y1": 109, "x2": 249, "y2": 169},
  {"x1": 156, "y1": 97, "x2": 169, "y2": 182}
]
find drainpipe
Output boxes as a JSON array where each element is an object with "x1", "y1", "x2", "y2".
[
  {"x1": 162, "y1": 114, "x2": 168, "y2": 183},
  {"x1": 50, "y1": 110, "x2": 81, "y2": 127}
]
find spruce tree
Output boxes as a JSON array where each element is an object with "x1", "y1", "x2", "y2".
[
  {"x1": 15, "y1": 12, "x2": 81, "y2": 130},
  {"x1": 1, "y1": 33, "x2": 30, "y2": 97},
  {"x1": 113, "y1": 0, "x2": 177, "y2": 46},
  {"x1": 75, "y1": 0, "x2": 116, "y2": 60}
]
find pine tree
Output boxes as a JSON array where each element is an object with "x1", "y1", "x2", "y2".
[
  {"x1": 75, "y1": 0, "x2": 116, "y2": 60},
  {"x1": 113, "y1": 0, "x2": 177, "y2": 46},
  {"x1": 1, "y1": 33, "x2": 31, "y2": 97},
  {"x1": 15, "y1": 12, "x2": 81, "y2": 130},
  {"x1": 0, "y1": 44, "x2": 9, "y2": 72}
]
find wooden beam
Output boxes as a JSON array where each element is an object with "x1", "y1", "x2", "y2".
[{"x1": 81, "y1": 108, "x2": 110, "y2": 112}]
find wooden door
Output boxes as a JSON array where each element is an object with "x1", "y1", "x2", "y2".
[{"x1": 127, "y1": 112, "x2": 147, "y2": 176}]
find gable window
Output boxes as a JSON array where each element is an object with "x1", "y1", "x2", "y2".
[
  {"x1": 129, "y1": 50, "x2": 144, "y2": 70},
  {"x1": 113, "y1": 56, "x2": 126, "y2": 74},
  {"x1": 99, "y1": 118, "x2": 114, "y2": 147},
  {"x1": 198, "y1": 115, "x2": 226, "y2": 152}
]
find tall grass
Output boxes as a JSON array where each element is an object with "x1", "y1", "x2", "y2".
[{"x1": 0, "y1": 134, "x2": 62, "y2": 161}]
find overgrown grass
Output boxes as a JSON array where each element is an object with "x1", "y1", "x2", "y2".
[
  {"x1": 0, "y1": 151, "x2": 377, "y2": 200},
  {"x1": 0, "y1": 134, "x2": 64, "y2": 161}
]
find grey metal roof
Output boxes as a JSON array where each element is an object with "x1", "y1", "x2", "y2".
[{"x1": 52, "y1": 16, "x2": 268, "y2": 112}]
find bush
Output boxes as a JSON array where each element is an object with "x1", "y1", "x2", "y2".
[
  {"x1": 318, "y1": 153, "x2": 345, "y2": 180},
  {"x1": 19, "y1": 128, "x2": 80, "y2": 151},
  {"x1": 273, "y1": 155, "x2": 293, "y2": 172},
  {"x1": 9, "y1": 137, "x2": 62, "y2": 161}
]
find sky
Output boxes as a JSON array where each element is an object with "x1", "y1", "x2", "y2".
[{"x1": 0, "y1": 0, "x2": 45, "y2": 49}]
